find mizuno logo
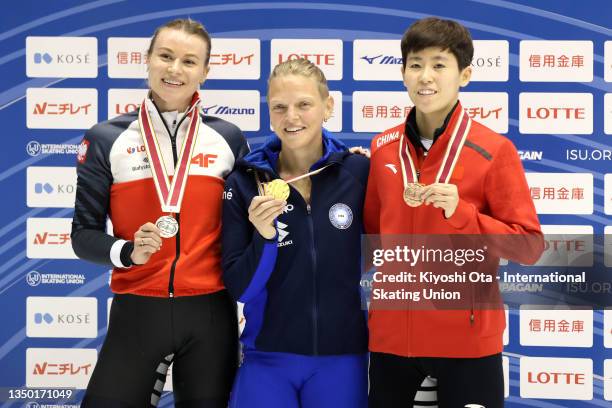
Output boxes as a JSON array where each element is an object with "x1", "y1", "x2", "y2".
[{"x1": 361, "y1": 55, "x2": 382, "y2": 64}]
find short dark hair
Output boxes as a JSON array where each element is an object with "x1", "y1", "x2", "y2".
[
  {"x1": 147, "y1": 18, "x2": 212, "y2": 66},
  {"x1": 401, "y1": 17, "x2": 473, "y2": 71}
]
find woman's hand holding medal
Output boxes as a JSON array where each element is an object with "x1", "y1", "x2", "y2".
[
  {"x1": 420, "y1": 183, "x2": 459, "y2": 218},
  {"x1": 131, "y1": 222, "x2": 163, "y2": 265},
  {"x1": 248, "y1": 196, "x2": 286, "y2": 240}
]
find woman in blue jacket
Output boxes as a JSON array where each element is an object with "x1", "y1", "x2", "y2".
[{"x1": 221, "y1": 58, "x2": 369, "y2": 408}]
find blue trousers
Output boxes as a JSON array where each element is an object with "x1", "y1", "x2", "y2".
[{"x1": 229, "y1": 351, "x2": 368, "y2": 408}]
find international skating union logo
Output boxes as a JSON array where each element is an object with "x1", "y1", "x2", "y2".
[
  {"x1": 26, "y1": 271, "x2": 42, "y2": 287},
  {"x1": 26, "y1": 141, "x2": 42, "y2": 157}
]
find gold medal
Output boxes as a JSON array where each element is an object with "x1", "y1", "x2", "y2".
[
  {"x1": 263, "y1": 179, "x2": 290, "y2": 201},
  {"x1": 403, "y1": 183, "x2": 425, "y2": 207}
]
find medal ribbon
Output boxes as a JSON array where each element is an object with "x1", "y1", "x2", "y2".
[
  {"x1": 284, "y1": 164, "x2": 332, "y2": 184},
  {"x1": 399, "y1": 107, "x2": 472, "y2": 191},
  {"x1": 138, "y1": 93, "x2": 201, "y2": 213}
]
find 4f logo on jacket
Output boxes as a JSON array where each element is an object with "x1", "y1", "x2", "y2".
[{"x1": 191, "y1": 153, "x2": 217, "y2": 167}]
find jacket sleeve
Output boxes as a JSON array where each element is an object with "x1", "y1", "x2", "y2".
[
  {"x1": 222, "y1": 173, "x2": 278, "y2": 303},
  {"x1": 71, "y1": 129, "x2": 133, "y2": 268},
  {"x1": 446, "y1": 140, "x2": 544, "y2": 264},
  {"x1": 364, "y1": 141, "x2": 381, "y2": 235}
]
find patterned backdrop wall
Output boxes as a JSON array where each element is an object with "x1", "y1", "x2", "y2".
[{"x1": 0, "y1": 0, "x2": 610, "y2": 407}]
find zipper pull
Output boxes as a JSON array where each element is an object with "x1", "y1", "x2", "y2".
[
  {"x1": 470, "y1": 311, "x2": 474, "y2": 325},
  {"x1": 169, "y1": 291, "x2": 174, "y2": 298},
  {"x1": 306, "y1": 204, "x2": 311, "y2": 215}
]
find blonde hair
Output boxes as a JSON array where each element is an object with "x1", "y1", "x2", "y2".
[
  {"x1": 267, "y1": 58, "x2": 329, "y2": 100},
  {"x1": 147, "y1": 18, "x2": 212, "y2": 65}
]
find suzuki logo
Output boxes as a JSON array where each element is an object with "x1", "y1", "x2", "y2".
[{"x1": 277, "y1": 221, "x2": 289, "y2": 242}]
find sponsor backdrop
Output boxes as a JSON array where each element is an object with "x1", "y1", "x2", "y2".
[{"x1": 1, "y1": 0, "x2": 610, "y2": 406}]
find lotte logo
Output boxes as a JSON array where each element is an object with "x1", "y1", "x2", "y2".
[
  {"x1": 526, "y1": 107, "x2": 586, "y2": 119},
  {"x1": 277, "y1": 53, "x2": 335, "y2": 65},
  {"x1": 527, "y1": 371, "x2": 586, "y2": 385}
]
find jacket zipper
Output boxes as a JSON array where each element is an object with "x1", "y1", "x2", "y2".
[
  {"x1": 306, "y1": 203, "x2": 318, "y2": 355},
  {"x1": 163, "y1": 114, "x2": 190, "y2": 298}
]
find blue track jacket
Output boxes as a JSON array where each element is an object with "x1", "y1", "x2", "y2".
[{"x1": 222, "y1": 130, "x2": 369, "y2": 356}]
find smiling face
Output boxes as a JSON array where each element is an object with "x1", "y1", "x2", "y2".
[
  {"x1": 147, "y1": 28, "x2": 209, "y2": 112},
  {"x1": 402, "y1": 47, "x2": 471, "y2": 126},
  {"x1": 268, "y1": 74, "x2": 333, "y2": 152}
]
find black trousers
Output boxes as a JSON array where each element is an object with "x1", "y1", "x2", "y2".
[
  {"x1": 369, "y1": 351, "x2": 504, "y2": 408},
  {"x1": 82, "y1": 290, "x2": 238, "y2": 407}
]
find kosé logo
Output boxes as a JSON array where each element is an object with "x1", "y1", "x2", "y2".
[
  {"x1": 27, "y1": 297, "x2": 97, "y2": 338},
  {"x1": 470, "y1": 40, "x2": 509, "y2": 82},
  {"x1": 520, "y1": 357, "x2": 592, "y2": 399},
  {"x1": 26, "y1": 36, "x2": 98, "y2": 78},
  {"x1": 34, "y1": 312, "x2": 54, "y2": 324},
  {"x1": 27, "y1": 167, "x2": 77, "y2": 208}
]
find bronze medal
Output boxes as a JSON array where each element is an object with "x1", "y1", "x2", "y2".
[{"x1": 403, "y1": 183, "x2": 424, "y2": 207}]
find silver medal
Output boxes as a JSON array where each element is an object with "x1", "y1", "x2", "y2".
[{"x1": 155, "y1": 215, "x2": 179, "y2": 238}]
